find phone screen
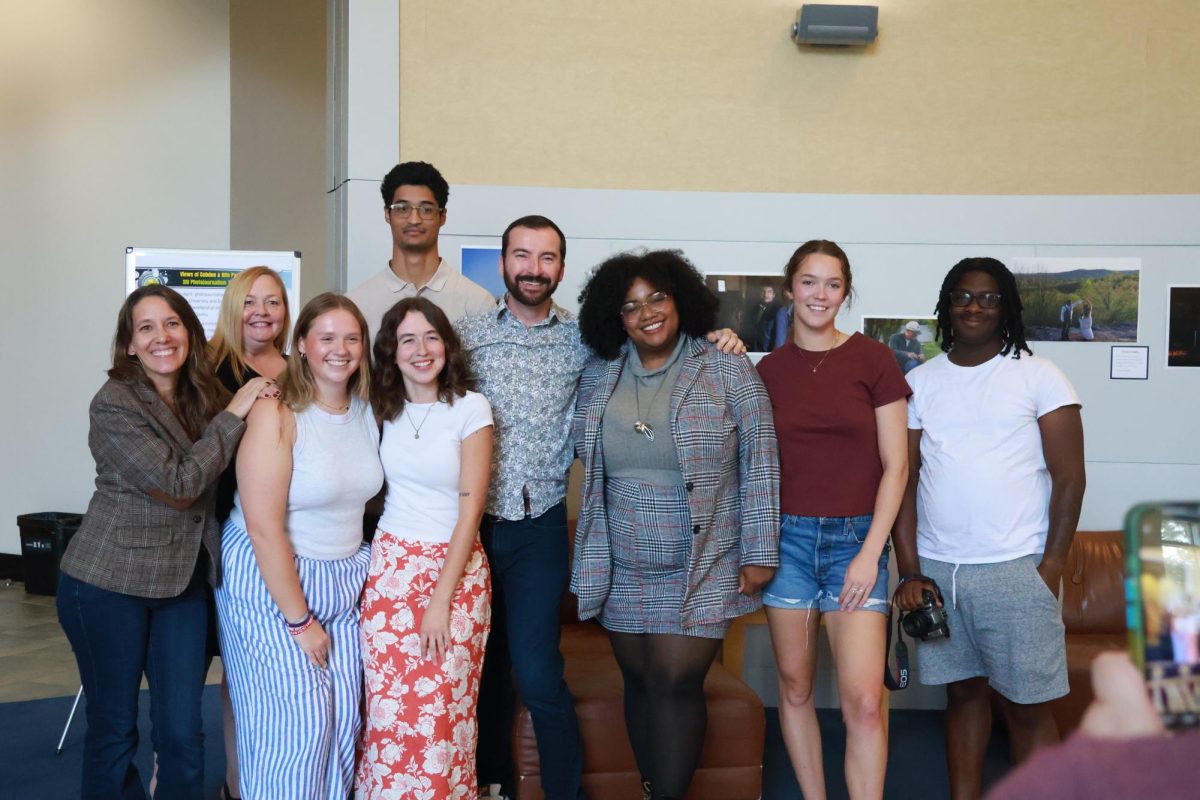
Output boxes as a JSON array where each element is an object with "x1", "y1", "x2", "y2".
[{"x1": 1125, "y1": 502, "x2": 1200, "y2": 729}]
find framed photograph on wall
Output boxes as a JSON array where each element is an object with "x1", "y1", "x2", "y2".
[
  {"x1": 1166, "y1": 285, "x2": 1200, "y2": 368},
  {"x1": 1009, "y1": 257, "x2": 1140, "y2": 343},
  {"x1": 861, "y1": 316, "x2": 939, "y2": 375},
  {"x1": 703, "y1": 273, "x2": 787, "y2": 355}
]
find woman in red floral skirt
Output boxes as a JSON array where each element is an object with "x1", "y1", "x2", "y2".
[{"x1": 357, "y1": 298, "x2": 494, "y2": 798}]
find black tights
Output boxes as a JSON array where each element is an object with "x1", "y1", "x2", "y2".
[{"x1": 608, "y1": 631, "x2": 722, "y2": 800}]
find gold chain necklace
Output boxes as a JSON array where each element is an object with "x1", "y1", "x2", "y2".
[
  {"x1": 796, "y1": 331, "x2": 842, "y2": 373},
  {"x1": 314, "y1": 397, "x2": 350, "y2": 414}
]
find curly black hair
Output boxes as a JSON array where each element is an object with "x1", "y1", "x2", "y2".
[
  {"x1": 380, "y1": 161, "x2": 449, "y2": 209},
  {"x1": 934, "y1": 257, "x2": 1031, "y2": 358},
  {"x1": 371, "y1": 297, "x2": 471, "y2": 423},
  {"x1": 577, "y1": 250, "x2": 719, "y2": 360}
]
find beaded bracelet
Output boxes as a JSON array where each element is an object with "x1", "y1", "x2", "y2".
[{"x1": 285, "y1": 610, "x2": 314, "y2": 636}]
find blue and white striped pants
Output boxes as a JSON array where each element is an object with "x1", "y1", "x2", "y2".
[{"x1": 214, "y1": 520, "x2": 370, "y2": 800}]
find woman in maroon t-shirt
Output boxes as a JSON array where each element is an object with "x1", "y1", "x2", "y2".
[{"x1": 756, "y1": 240, "x2": 911, "y2": 800}]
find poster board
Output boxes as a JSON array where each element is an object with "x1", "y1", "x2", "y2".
[{"x1": 125, "y1": 247, "x2": 301, "y2": 339}]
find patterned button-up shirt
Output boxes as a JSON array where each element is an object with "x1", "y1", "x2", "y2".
[{"x1": 455, "y1": 298, "x2": 594, "y2": 521}]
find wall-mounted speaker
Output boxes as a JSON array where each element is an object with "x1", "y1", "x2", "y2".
[{"x1": 791, "y1": 4, "x2": 878, "y2": 47}]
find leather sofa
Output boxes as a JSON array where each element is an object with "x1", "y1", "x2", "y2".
[
  {"x1": 1047, "y1": 529, "x2": 1127, "y2": 735},
  {"x1": 511, "y1": 582, "x2": 766, "y2": 798}
]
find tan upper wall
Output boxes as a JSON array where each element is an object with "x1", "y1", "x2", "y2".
[{"x1": 398, "y1": 0, "x2": 1200, "y2": 195}]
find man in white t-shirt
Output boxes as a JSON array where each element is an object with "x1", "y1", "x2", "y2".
[
  {"x1": 893, "y1": 257, "x2": 1086, "y2": 800},
  {"x1": 346, "y1": 161, "x2": 494, "y2": 340}
]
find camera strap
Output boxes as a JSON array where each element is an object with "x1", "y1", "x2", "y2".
[{"x1": 883, "y1": 600, "x2": 909, "y2": 691}]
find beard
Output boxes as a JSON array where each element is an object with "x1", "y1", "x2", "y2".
[{"x1": 504, "y1": 272, "x2": 557, "y2": 308}]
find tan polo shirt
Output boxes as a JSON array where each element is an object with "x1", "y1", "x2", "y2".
[{"x1": 347, "y1": 259, "x2": 495, "y2": 342}]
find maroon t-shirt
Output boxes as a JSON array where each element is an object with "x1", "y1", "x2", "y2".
[{"x1": 756, "y1": 332, "x2": 910, "y2": 517}]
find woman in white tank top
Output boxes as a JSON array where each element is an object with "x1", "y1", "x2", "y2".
[{"x1": 214, "y1": 293, "x2": 383, "y2": 800}]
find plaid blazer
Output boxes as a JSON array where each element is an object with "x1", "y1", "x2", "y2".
[
  {"x1": 59, "y1": 379, "x2": 246, "y2": 598},
  {"x1": 571, "y1": 337, "x2": 780, "y2": 627}
]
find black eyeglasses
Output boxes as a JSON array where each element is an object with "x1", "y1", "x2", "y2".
[
  {"x1": 947, "y1": 290, "x2": 1002, "y2": 309},
  {"x1": 387, "y1": 201, "x2": 441, "y2": 220}
]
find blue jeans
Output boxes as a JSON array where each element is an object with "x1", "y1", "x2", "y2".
[
  {"x1": 763, "y1": 513, "x2": 890, "y2": 614},
  {"x1": 476, "y1": 502, "x2": 583, "y2": 799},
  {"x1": 57, "y1": 571, "x2": 208, "y2": 800}
]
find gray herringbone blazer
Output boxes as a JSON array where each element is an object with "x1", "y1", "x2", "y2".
[
  {"x1": 571, "y1": 337, "x2": 781, "y2": 628},
  {"x1": 59, "y1": 379, "x2": 245, "y2": 598}
]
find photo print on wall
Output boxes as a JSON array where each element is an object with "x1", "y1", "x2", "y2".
[
  {"x1": 1010, "y1": 257, "x2": 1140, "y2": 343},
  {"x1": 1167, "y1": 285, "x2": 1200, "y2": 368},
  {"x1": 862, "y1": 316, "x2": 939, "y2": 375},
  {"x1": 704, "y1": 273, "x2": 790, "y2": 355}
]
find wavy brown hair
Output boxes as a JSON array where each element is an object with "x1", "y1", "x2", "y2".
[
  {"x1": 109, "y1": 285, "x2": 229, "y2": 440},
  {"x1": 208, "y1": 266, "x2": 291, "y2": 383},
  {"x1": 371, "y1": 297, "x2": 471, "y2": 423},
  {"x1": 278, "y1": 293, "x2": 372, "y2": 411}
]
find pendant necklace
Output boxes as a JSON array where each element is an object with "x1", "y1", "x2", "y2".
[
  {"x1": 403, "y1": 402, "x2": 436, "y2": 439},
  {"x1": 797, "y1": 331, "x2": 841, "y2": 373},
  {"x1": 633, "y1": 373, "x2": 669, "y2": 443}
]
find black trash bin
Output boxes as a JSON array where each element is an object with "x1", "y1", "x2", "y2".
[{"x1": 17, "y1": 512, "x2": 83, "y2": 596}]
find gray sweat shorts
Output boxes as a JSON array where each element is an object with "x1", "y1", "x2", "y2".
[{"x1": 915, "y1": 554, "x2": 1069, "y2": 704}]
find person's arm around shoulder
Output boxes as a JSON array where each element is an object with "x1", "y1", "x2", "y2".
[
  {"x1": 841, "y1": 395, "x2": 909, "y2": 611},
  {"x1": 706, "y1": 328, "x2": 747, "y2": 355},
  {"x1": 1036, "y1": 402, "x2": 1085, "y2": 595},
  {"x1": 420, "y1": 397, "x2": 494, "y2": 663},
  {"x1": 92, "y1": 377, "x2": 274, "y2": 505},
  {"x1": 724, "y1": 351, "x2": 780, "y2": 595},
  {"x1": 236, "y1": 398, "x2": 328, "y2": 668}
]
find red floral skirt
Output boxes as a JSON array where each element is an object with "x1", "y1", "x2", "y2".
[{"x1": 356, "y1": 532, "x2": 491, "y2": 799}]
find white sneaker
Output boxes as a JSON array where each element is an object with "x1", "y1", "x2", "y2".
[{"x1": 478, "y1": 784, "x2": 510, "y2": 800}]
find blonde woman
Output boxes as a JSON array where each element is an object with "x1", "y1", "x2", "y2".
[
  {"x1": 206, "y1": 266, "x2": 291, "y2": 799},
  {"x1": 210, "y1": 266, "x2": 290, "y2": 390},
  {"x1": 215, "y1": 293, "x2": 383, "y2": 799}
]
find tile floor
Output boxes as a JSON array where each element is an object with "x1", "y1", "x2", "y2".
[{"x1": 0, "y1": 579, "x2": 222, "y2": 704}]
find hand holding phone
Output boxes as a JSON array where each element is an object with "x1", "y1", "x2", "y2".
[{"x1": 1125, "y1": 502, "x2": 1200, "y2": 730}]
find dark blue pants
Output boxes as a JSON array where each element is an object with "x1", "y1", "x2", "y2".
[
  {"x1": 57, "y1": 571, "x2": 208, "y2": 800},
  {"x1": 476, "y1": 502, "x2": 583, "y2": 799}
]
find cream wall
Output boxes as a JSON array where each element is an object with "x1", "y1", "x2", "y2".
[
  {"x1": 397, "y1": 0, "x2": 1200, "y2": 194},
  {"x1": 0, "y1": 1, "x2": 232, "y2": 555},
  {"x1": 230, "y1": 0, "x2": 329, "y2": 301}
]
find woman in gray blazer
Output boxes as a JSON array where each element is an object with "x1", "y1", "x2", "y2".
[
  {"x1": 57, "y1": 285, "x2": 274, "y2": 800},
  {"x1": 573, "y1": 251, "x2": 780, "y2": 800}
]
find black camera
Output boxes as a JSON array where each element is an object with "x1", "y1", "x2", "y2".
[{"x1": 900, "y1": 588, "x2": 950, "y2": 641}]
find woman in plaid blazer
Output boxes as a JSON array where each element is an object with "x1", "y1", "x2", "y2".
[
  {"x1": 573, "y1": 251, "x2": 780, "y2": 800},
  {"x1": 57, "y1": 285, "x2": 275, "y2": 799}
]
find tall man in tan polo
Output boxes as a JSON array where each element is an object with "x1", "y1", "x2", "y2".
[{"x1": 347, "y1": 161, "x2": 494, "y2": 338}]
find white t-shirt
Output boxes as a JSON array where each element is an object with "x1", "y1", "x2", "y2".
[
  {"x1": 377, "y1": 391, "x2": 493, "y2": 543},
  {"x1": 906, "y1": 351, "x2": 1080, "y2": 564},
  {"x1": 231, "y1": 396, "x2": 383, "y2": 560}
]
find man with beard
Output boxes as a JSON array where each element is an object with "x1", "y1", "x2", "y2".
[
  {"x1": 456, "y1": 217, "x2": 745, "y2": 799},
  {"x1": 347, "y1": 161, "x2": 494, "y2": 338}
]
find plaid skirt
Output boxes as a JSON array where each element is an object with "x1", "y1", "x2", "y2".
[{"x1": 600, "y1": 478, "x2": 727, "y2": 639}]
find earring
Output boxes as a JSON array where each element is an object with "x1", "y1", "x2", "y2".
[{"x1": 300, "y1": 352, "x2": 307, "y2": 360}]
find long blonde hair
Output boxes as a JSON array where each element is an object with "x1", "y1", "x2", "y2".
[
  {"x1": 279, "y1": 293, "x2": 371, "y2": 411},
  {"x1": 209, "y1": 266, "x2": 291, "y2": 382}
]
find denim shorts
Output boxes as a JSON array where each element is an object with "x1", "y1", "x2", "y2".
[{"x1": 763, "y1": 513, "x2": 890, "y2": 614}]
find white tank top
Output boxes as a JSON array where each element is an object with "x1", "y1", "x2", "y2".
[{"x1": 232, "y1": 396, "x2": 383, "y2": 560}]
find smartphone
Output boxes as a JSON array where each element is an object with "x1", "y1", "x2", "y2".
[{"x1": 1125, "y1": 502, "x2": 1200, "y2": 729}]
